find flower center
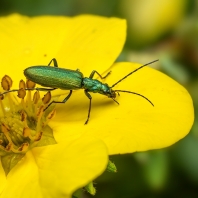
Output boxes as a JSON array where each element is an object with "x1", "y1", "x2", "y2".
[{"x1": 0, "y1": 75, "x2": 56, "y2": 154}]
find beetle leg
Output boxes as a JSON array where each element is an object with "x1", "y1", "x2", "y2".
[
  {"x1": 47, "y1": 58, "x2": 59, "y2": 67},
  {"x1": 84, "y1": 90, "x2": 92, "y2": 125},
  {"x1": 43, "y1": 90, "x2": 72, "y2": 111},
  {"x1": 89, "y1": 70, "x2": 111, "y2": 79}
]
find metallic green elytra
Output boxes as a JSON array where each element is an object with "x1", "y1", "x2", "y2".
[
  {"x1": 1, "y1": 58, "x2": 159, "y2": 124},
  {"x1": 24, "y1": 66, "x2": 83, "y2": 90}
]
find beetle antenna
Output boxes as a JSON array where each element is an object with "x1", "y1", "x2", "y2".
[
  {"x1": 0, "y1": 89, "x2": 20, "y2": 96},
  {"x1": 111, "y1": 59, "x2": 159, "y2": 88},
  {"x1": 115, "y1": 90, "x2": 154, "y2": 106},
  {"x1": 111, "y1": 97, "x2": 119, "y2": 105},
  {"x1": 0, "y1": 87, "x2": 56, "y2": 96}
]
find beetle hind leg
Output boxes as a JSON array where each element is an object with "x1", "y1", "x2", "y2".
[
  {"x1": 44, "y1": 90, "x2": 72, "y2": 111},
  {"x1": 84, "y1": 90, "x2": 92, "y2": 125}
]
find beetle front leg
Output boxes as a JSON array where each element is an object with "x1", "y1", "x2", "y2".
[
  {"x1": 84, "y1": 90, "x2": 92, "y2": 125},
  {"x1": 89, "y1": 70, "x2": 111, "y2": 79},
  {"x1": 44, "y1": 90, "x2": 72, "y2": 111},
  {"x1": 48, "y1": 58, "x2": 59, "y2": 67}
]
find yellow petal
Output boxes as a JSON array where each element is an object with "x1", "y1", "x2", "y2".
[
  {"x1": 0, "y1": 136, "x2": 107, "y2": 198},
  {"x1": 0, "y1": 14, "x2": 126, "y2": 88},
  {"x1": 57, "y1": 15, "x2": 126, "y2": 76},
  {"x1": 0, "y1": 164, "x2": 6, "y2": 194},
  {"x1": 32, "y1": 136, "x2": 107, "y2": 197},
  {"x1": 51, "y1": 62, "x2": 194, "y2": 155},
  {"x1": 1, "y1": 152, "x2": 42, "y2": 198},
  {"x1": 0, "y1": 14, "x2": 69, "y2": 85}
]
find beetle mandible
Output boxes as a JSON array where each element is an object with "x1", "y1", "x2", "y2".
[{"x1": 1, "y1": 59, "x2": 158, "y2": 124}]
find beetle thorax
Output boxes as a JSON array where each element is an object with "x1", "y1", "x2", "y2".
[{"x1": 82, "y1": 78, "x2": 115, "y2": 98}]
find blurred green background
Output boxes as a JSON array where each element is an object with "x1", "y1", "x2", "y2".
[{"x1": 1, "y1": 0, "x2": 197, "y2": 197}]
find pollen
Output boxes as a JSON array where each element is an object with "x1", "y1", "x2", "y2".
[{"x1": 0, "y1": 75, "x2": 57, "y2": 155}]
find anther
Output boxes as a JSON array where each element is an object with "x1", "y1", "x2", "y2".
[
  {"x1": 47, "y1": 109, "x2": 56, "y2": 120},
  {"x1": 23, "y1": 127, "x2": 30, "y2": 137},
  {"x1": 5, "y1": 143, "x2": 12, "y2": 151},
  {"x1": 33, "y1": 91, "x2": 40, "y2": 104},
  {"x1": 26, "y1": 79, "x2": 35, "y2": 89},
  {"x1": 43, "y1": 109, "x2": 56, "y2": 127},
  {"x1": 37, "y1": 105, "x2": 44, "y2": 117},
  {"x1": 19, "y1": 80, "x2": 26, "y2": 89},
  {"x1": 17, "y1": 88, "x2": 26, "y2": 99},
  {"x1": 42, "y1": 91, "x2": 51, "y2": 104},
  {"x1": 20, "y1": 110, "x2": 27, "y2": 122},
  {"x1": 1, "y1": 75, "x2": 13, "y2": 91},
  {"x1": 34, "y1": 131, "x2": 43, "y2": 141},
  {"x1": 18, "y1": 142, "x2": 29, "y2": 152}
]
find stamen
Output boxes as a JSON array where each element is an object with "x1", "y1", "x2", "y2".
[
  {"x1": 20, "y1": 110, "x2": 33, "y2": 140},
  {"x1": 0, "y1": 96, "x2": 6, "y2": 115},
  {"x1": 23, "y1": 127, "x2": 31, "y2": 138},
  {"x1": 1, "y1": 75, "x2": 13, "y2": 91},
  {"x1": 34, "y1": 131, "x2": 43, "y2": 141},
  {"x1": 0, "y1": 74, "x2": 56, "y2": 175},
  {"x1": 26, "y1": 79, "x2": 36, "y2": 89},
  {"x1": 43, "y1": 109, "x2": 56, "y2": 127},
  {"x1": 18, "y1": 88, "x2": 26, "y2": 108},
  {"x1": 26, "y1": 79, "x2": 35, "y2": 109},
  {"x1": 19, "y1": 79, "x2": 26, "y2": 89},
  {"x1": 18, "y1": 142, "x2": 29, "y2": 152},
  {"x1": 33, "y1": 91, "x2": 40, "y2": 113},
  {"x1": 1, "y1": 124, "x2": 12, "y2": 144},
  {"x1": 1, "y1": 75, "x2": 14, "y2": 111},
  {"x1": 20, "y1": 110, "x2": 27, "y2": 122},
  {"x1": 42, "y1": 91, "x2": 51, "y2": 105},
  {"x1": 36, "y1": 105, "x2": 44, "y2": 134},
  {"x1": 33, "y1": 91, "x2": 40, "y2": 104},
  {"x1": 5, "y1": 143, "x2": 12, "y2": 152}
]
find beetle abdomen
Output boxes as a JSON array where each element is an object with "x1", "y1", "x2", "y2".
[{"x1": 24, "y1": 66, "x2": 83, "y2": 90}]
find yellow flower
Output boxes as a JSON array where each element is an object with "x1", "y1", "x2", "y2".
[
  {"x1": 0, "y1": 13, "x2": 194, "y2": 197},
  {"x1": 0, "y1": 87, "x2": 108, "y2": 198},
  {"x1": 0, "y1": 14, "x2": 127, "y2": 198}
]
